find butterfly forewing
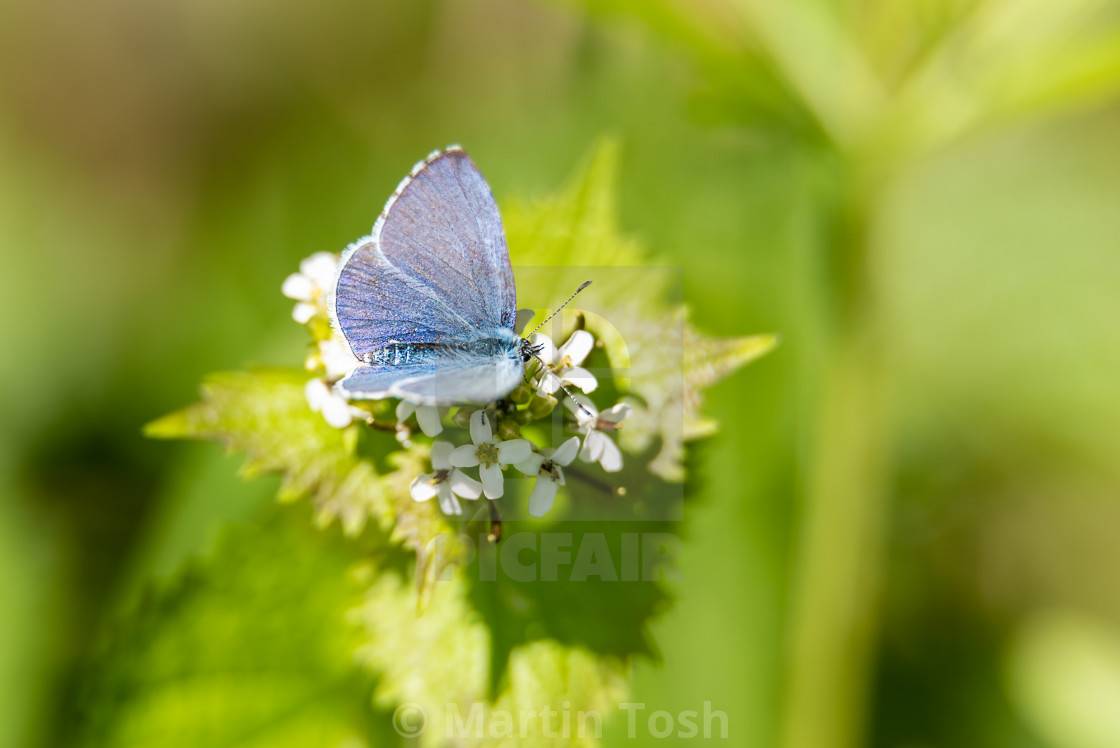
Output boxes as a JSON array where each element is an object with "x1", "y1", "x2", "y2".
[
  {"x1": 375, "y1": 148, "x2": 516, "y2": 330},
  {"x1": 330, "y1": 146, "x2": 524, "y2": 404},
  {"x1": 332, "y1": 242, "x2": 475, "y2": 351}
]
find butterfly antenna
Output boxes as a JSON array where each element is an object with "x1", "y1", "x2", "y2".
[
  {"x1": 524, "y1": 280, "x2": 594, "y2": 418},
  {"x1": 524, "y1": 346, "x2": 593, "y2": 417},
  {"x1": 527, "y1": 280, "x2": 591, "y2": 338}
]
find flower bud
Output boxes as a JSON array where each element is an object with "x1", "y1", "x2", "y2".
[
  {"x1": 528, "y1": 394, "x2": 557, "y2": 419},
  {"x1": 452, "y1": 407, "x2": 477, "y2": 429},
  {"x1": 509, "y1": 381, "x2": 534, "y2": 405},
  {"x1": 307, "y1": 315, "x2": 332, "y2": 342}
]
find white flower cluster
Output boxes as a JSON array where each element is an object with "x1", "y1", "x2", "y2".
[
  {"x1": 283, "y1": 252, "x2": 631, "y2": 518},
  {"x1": 283, "y1": 252, "x2": 362, "y2": 427},
  {"x1": 404, "y1": 328, "x2": 631, "y2": 517},
  {"x1": 282, "y1": 252, "x2": 338, "y2": 324}
]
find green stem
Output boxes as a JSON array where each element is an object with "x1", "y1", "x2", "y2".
[{"x1": 780, "y1": 181, "x2": 889, "y2": 748}]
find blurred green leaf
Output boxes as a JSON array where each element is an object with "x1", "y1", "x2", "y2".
[
  {"x1": 508, "y1": 141, "x2": 777, "y2": 481},
  {"x1": 622, "y1": 307, "x2": 779, "y2": 481},
  {"x1": 556, "y1": 0, "x2": 818, "y2": 136},
  {"x1": 75, "y1": 510, "x2": 379, "y2": 748},
  {"x1": 870, "y1": 0, "x2": 1120, "y2": 164},
  {"x1": 504, "y1": 138, "x2": 648, "y2": 271},
  {"x1": 1008, "y1": 610, "x2": 1120, "y2": 748}
]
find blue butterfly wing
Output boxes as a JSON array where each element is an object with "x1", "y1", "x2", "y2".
[
  {"x1": 329, "y1": 146, "x2": 523, "y2": 403},
  {"x1": 330, "y1": 146, "x2": 516, "y2": 356},
  {"x1": 339, "y1": 351, "x2": 524, "y2": 406},
  {"x1": 330, "y1": 237, "x2": 475, "y2": 352},
  {"x1": 374, "y1": 147, "x2": 516, "y2": 331}
]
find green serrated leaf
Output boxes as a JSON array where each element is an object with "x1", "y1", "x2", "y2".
[
  {"x1": 135, "y1": 139, "x2": 768, "y2": 748},
  {"x1": 377, "y1": 442, "x2": 461, "y2": 612},
  {"x1": 620, "y1": 308, "x2": 778, "y2": 482},
  {"x1": 74, "y1": 510, "x2": 384, "y2": 748},
  {"x1": 353, "y1": 568, "x2": 631, "y2": 748},
  {"x1": 145, "y1": 368, "x2": 387, "y2": 537},
  {"x1": 503, "y1": 141, "x2": 776, "y2": 482},
  {"x1": 504, "y1": 138, "x2": 650, "y2": 272},
  {"x1": 682, "y1": 326, "x2": 780, "y2": 440}
]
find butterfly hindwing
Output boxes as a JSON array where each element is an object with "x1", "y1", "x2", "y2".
[
  {"x1": 391, "y1": 355, "x2": 524, "y2": 405},
  {"x1": 337, "y1": 343, "x2": 523, "y2": 405}
]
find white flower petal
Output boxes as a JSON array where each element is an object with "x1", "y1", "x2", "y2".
[
  {"x1": 430, "y1": 441, "x2": 455, "y2": 470},
  {"x1": 599, "y1": 402, "x2": 633, "y2": 424},
  {"x1": 410, "y1": 474, "x2": 438, "y2": 501},
  {"x1": 529, "y1": 333, "x2": 558, "y2": 363},
  {"x1": 320, "y1": 395, "x2": 354, "y2": 428},
  {"x1": 301, "y1": 252, "x2": 339, "y2": 287},
  {"x1": 564, "y1": 366, "x2": 598, "y2": 393},
  {"x1": 565, "y1": 394, "x2": 598, "y2": 423},
  {"x1": 304, "y1": 378, "x2": 331, "y2": 411},
  {"x1": 395, "y1": 400, "x2": 416, "y2": 420},
  {"x1": 292, "y1": 302, "x2": 317, "y2": 324},
  {"x1": 551, "y1": 436, "x2": 581, "y2": 467},
  {"x1": 437, "y1": 484, "x2": 462, "y2": 515},
  {"x1": 449, "y1": 469, "x2": 483, "y2": 499},
  {"x1": 515, "y1": 453, "x2": 545, "y2": 476},
  {"x1": 598, "y1": 436, "x2": 623, "y2": 472},
  {"x1": 528, "y1": 478, "x2": 559, "y2": 517},
  {"x1": 415, "y1": 405, "x2": 443, "y2": 437},
  {"x1": 479, "y1": 463, "x2": 504, "y2": 499},
  {"x1": 536, "y1": 371, "x2": 561, "y2": 396},
  {"x1": 469, "y1": 410, "x2": 493, "y2": 445},
  {"x1": 496, "y1": 439, "x2": 532, "y2": 465},
  {"x1": 450, "y1": 444, "x2": 480, "y2": 468},
  {"x1": 580, "y1": 431, "x2": 605, "y2": 463},
  {"x1": 319, "y1": 338, "x2": 359, "y2": 379},
  {"x1": 558, "y1": 330, "x2": 594, "y2": 365},
  {"x1": 282, "y1": 273, "x2": 314, "y2": 301}
]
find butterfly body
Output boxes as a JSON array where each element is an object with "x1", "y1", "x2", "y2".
[
  {"x1": 359, "y1": 332, "x2": 521, "y2": 368},
  {"x1": 329, "y1": 146, "x2": 526, "y2": 405}
]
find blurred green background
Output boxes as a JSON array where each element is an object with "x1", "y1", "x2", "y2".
[{"x1": 4, "y1": 0, "x2": 1120, "y2": 746}]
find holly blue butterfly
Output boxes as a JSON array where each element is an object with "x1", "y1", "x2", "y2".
[{"x1": 329, "y1": 146, "x2": 544, "y2": 405}]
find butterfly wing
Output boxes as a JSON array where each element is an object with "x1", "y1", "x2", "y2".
[
  {"x1": 330, "y1": 146, "x2": 517, "y2": 357},
  {"x1": 338, "y1": 350, "x2": 524, "y2": 406},
  {"x1": 374, "y1": 146, "x2": 517, "y2": 331},
  {"x1": 330, "y1": 237, "x2": 475, "y2": 352},
  {"x1": 329, "y1": 146, "x2": 522, "y2": 404}
]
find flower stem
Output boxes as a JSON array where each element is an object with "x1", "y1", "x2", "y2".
[
  {"x1": 487, "y1": 500, "x2": 502, "y2": 543},
  {"x1": 563, "y1": 466, "x2": 615, "y2": 495},
  {"x1": 779, "y1": 183, "x2": 890, "y2": 748}
]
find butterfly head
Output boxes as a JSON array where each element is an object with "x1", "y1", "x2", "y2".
[{"x1": 520, "y1": 338, "x2": 545, "y2": 363}]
